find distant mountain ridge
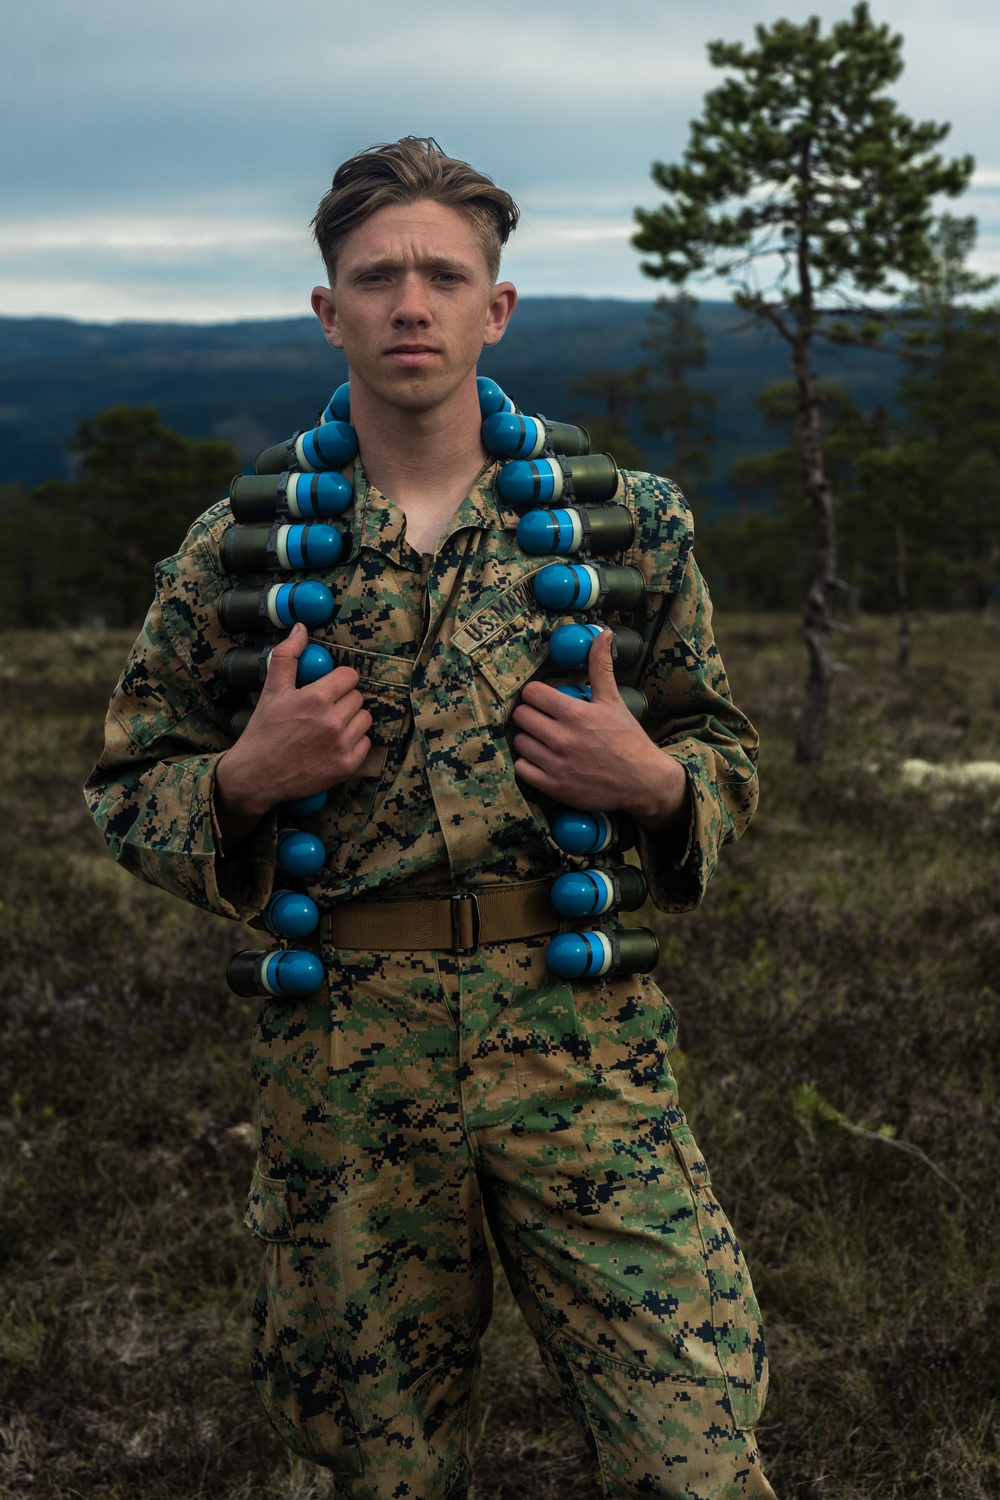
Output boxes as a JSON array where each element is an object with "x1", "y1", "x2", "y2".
[{"x1": 0, "y1": 299, "x2": 893, "y2": 505}]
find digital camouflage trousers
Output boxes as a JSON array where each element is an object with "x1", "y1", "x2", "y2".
[{"x1": 244, "y1": 936, "x2": 774, "y2": 1500}]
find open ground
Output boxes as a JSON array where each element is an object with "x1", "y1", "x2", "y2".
[{"x1": 1, "y1": 611, "x2": 998, "y2": 1498}]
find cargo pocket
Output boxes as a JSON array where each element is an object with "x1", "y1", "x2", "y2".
[
  {"x1": 668, "y1": 1124, "x2": 768, "y2": 1432},
  {"x1": 244, "y1": 1167, "x2": 363, "y2": 1476}
]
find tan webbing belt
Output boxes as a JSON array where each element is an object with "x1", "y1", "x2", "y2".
[{"x1": 325, "y1": 880, "x2": 558, "y2": 955}]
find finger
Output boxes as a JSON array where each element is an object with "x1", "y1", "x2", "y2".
[
  {"x1": 325, "y1": 726, "x2": 372, "y2": 784},
  {"x1": 330, "y1": 699, "x2": 372, "y2": 742},
  {"x1": 259, "y1": 623, "x2": 308, "y2": 694},
  {"x1": 344, "y1": 734, "x2": 373, "y2": 776},
  {"x1": 510, "y1": 730, "x2": 560, "y2": 773},
  {"x1": 518, "y1": 678, "x2": 575, "y2": 715},
  {"x1": 511, "y1": 701, "x2": 572, "y2": 747},
  {"x1": 304, "y1": 663, "x2": 361, "y2": 704},
  {"x1": 513, "y1": 754, "x2": 550, "y2": 790},
  {"x1": 585, "y1": 628, "x2": 618, "y2": 702}
]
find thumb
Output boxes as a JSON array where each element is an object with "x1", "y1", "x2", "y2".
[
  {"x1": 259, "y1": 622, "x2": 307, "y2": 694},
  {"x1": 586, "y1": 628, "x2": 619, "y2": 701}
]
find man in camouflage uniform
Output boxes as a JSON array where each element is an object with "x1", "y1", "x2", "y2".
[{"x1": 87, "y1": 138, "x2": 774, "y2": 1499}]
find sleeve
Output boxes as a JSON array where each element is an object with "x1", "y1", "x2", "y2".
[
  {"x1": 83, "y1": 507, "x2": 277, "y2": 921},
  {"x1": 619, "y1": 472, "x2": 759, "y2": 914}
]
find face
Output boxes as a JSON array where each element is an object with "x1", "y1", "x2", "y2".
[{"x1": 311, "y1": 199, "x2": 516, "y2": 417}]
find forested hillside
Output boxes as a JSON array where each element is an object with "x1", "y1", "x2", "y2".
[
  {"x1": 2, "y1": 289, "x2": 996, "y2": 628},
  {"x1": 0, "y1": 300, "x2": 891, "y2": 502}
]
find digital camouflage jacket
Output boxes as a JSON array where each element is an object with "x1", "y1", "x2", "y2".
[{"x1": 85, "y1": 460, "x2": 758, "y2": 923}]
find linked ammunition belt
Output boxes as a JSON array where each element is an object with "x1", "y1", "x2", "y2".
[
  {"x1": 224, "y1": 377, "x2": 661, "y2": 1002},
  {"x1": 324, "y1": 879, "x2": 558, "y2": 956}
]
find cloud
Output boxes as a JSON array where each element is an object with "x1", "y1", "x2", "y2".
[
  {"x1": 0, "y1": 208, "x2": 653, "y2": 320},
  {"x1": 0, "y1": 217, "x2": 302, "y2": 255},
  {"x1": 2, "y1": 0, "x2": 997, "y2": 318},
  {"x1": 0, "y1": 277, "x2": 303, "y2": 324}
]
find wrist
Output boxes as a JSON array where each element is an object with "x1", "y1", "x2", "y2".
[
  {"x1": 215, "y1": 750, "x2": 275, "y2": 833},
  {"x1": 620, "y1": 749, "x2": 690, "y2": 832}
]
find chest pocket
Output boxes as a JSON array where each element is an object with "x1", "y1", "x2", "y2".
[
  {"x1": 452, "y1": 581, "x2": 551, "y2": 723},
  {"x1": 308, "y1": 643, "x2": 413, "y2": 875}
]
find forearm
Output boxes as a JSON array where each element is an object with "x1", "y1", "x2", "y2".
[
  {"x1": 631, "y1": 728, "x2": 756, "y2": 912},
  {"x1": 85, "y1": 734, "x2": 276, "y2": 920},
  {"x1": 214, "y1": 749, "x2": 273, "y2": 855},
  {"x1": 616, "y1": 737, "x2": 692, "y2": 835}
]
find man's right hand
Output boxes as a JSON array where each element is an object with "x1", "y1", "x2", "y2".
[{"x1": 214, "y1": 622, "x2": 372, "y2": 852}]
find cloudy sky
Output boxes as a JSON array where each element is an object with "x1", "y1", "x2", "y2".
[{"x1": 1, "y1": 0, "x2": 996, "y2": 323}]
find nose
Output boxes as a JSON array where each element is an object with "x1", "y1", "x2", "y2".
[{"x1": 391, "y1": 272, "x2": 431, "y2": 327}]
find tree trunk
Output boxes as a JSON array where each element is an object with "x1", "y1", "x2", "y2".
[
  {"x1": 895, "y1": 514, "x2": 911, "y2": 669},
  {"x1": 793, "y1": 334, "x2": 837, "y2": 765}
]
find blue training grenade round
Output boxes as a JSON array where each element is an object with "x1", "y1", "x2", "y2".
[
  {"x1": 283, "y1": 789, "x2": 328, "y2": 816},
  {"x1": 221, "y1": 523, "x2": 343, "y2": 574},
  {"x1": 481, "y1": 413, "x2": 590, "y2": 461},
  {"x1": 227, "y1": 947, "x2": 324, "y2": 998},
  {"x1": 496, "y1": 453, "x2": 618, "y2": 509},
  {"x1": 476, "y1": 377, "x2": 515, "y2": 416},
  {"x1": 276, "y1": 828, "x2": 326, "y2": 877},
  {"x1": 218, "y1": 580, "x2": 336, "y2": 633},
  {"x1": 532, "y1": 563, "x2": 645, "y2": 613},
  {"x1": 549, "y1": 622, "x2": 644, "y2": 672},
  {"x1": 229, "y1": 470, "x2": 353, "y2": 523},
  {"x1": 553, "y1": 682, "x2": 648, "y2": 723},
  {"x1": 221, "y1": 646, "x2": 269, "y2": 694},
  {"x1": 550, "y1": 808, "x2": 635, "y2": 855},
  {"x1": 550, "y1": 864, "x2": 648, "y2": 918},
  {"x1": 265, "y1": 889, "x2": 321, "y2": 939},
  {"x1": 320, "y1": 382, "x2": 352, "y2": 424},
  {"x1": 516, "y1": 504, "x2": 635, "y2": 557},
  {"x1": 220, "y1": 641, "x2": 333, "y2": 694},
  {"x1": 254, "y1": 420, "x2": 359, "y2": 477},
  {"x1": 294, "y1": 421, "x2": 359, "y2": 473},
  {"x1": 546, "y1": 926, "x2": 659, "y2": 979},
  {"x1": 295, "y1": 642, "x2": 335, "y2": 686}
]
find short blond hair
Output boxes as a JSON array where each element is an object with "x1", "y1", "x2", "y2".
[{"x1": 312, "y1": 137, "x2": 519, "y2": 284}]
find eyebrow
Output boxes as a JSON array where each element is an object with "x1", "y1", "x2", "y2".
[{"x1": 348, "y1": 252, "x2": 475, "y2": 277}]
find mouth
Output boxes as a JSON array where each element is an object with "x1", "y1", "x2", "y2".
[{"x1": 385, "y1": 343, "x2": 439, "y2": 364}]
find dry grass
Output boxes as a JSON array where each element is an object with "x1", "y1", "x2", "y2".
[{"x1": 1, "y1": 613, "x2": 999, "y2": 1497}]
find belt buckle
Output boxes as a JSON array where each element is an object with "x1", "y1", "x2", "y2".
[{"x1": 448, "y1": 891, "x2": 481, "y2": 956}]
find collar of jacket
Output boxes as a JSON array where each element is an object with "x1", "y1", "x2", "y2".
[{"x1": 343, "y1": 457, "x2": 522, "y2": 566}]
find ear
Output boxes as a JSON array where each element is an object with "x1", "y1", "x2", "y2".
[
  {"x1": 482, "y1": 281, "x2": 517, "y2": 347},
  {"x1": 311, "y1": 285, "x2": 343, "y2": 350}
]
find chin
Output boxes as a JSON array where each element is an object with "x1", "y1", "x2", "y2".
[{"x1": 384, "y1": 376, "x2": 456, "y2": 413}]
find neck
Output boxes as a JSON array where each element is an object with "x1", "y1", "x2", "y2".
[{"x1": 350, "y1": 377, "x2": 487, "y2": 554}]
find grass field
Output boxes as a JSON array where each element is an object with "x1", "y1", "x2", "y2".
[{"x1": 1, "y1": 613, "x2": 998, "y2": 1499}]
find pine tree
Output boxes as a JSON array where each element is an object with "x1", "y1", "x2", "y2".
[
  {"x1": 30, "y1": 406, "x2": 239, "y2": 627},
  {"x1": 895, "y1": 217, "x2": 1000, "y2": 611},
  {"x1": 564, "y1": 368, "x2": 644, "y2": 467},
  {"x1": 634, "y1": 293, "x2": 715, "y2": 503},
  {"x1": 632, "y1": 3, "x2": 972, "y2": 762},
  {"x1": 704, "y1": 380, "x2": 879, "y2": 612}
]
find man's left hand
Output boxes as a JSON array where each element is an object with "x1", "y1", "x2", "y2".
[{"x1": 510, "y1": 629, "x2": 690, "y2": 832}]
